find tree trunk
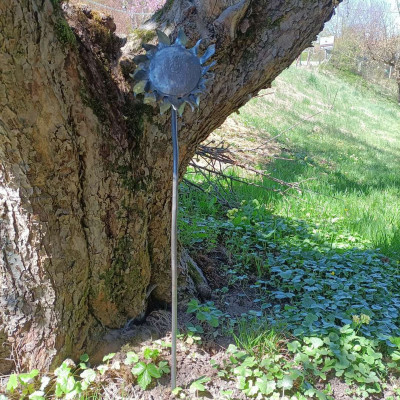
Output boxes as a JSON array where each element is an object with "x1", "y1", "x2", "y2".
[{"x1": 0, "y1": 0, "x2": 340, "y2": 372}]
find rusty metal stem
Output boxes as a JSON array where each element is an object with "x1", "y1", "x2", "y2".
[{"x1": 171, "y1": 108, "x2": 178, "y2": 390}]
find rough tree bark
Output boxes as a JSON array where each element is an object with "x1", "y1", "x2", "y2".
[{"x1": 0, "y1": 0, "x2": 340, "y2": 372}]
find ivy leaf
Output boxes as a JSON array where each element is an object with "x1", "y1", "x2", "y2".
[
  {"x1": 137, "y1": 370, "x2": 152, "y2": 390},
  {"x1": 97, "y1": 365, "x2": 108, "y2": 375},
  {"x1": 18, "y1": 370, "x2": 39, "y2": 384},
  {"x1": 391, "y1": 350, "x2": 400, "y2": 360},
  {"x1": 6, "y1": 374, "x2": 18, "y2": 392},
  {"x1": 172, "y1": 387, "x2": 183, "y2": 395},
  {"x1": 131, "y1": 362, "x2": 147, "y2": 376},
  {"x1": 158, "y1": 361, "x2": 170, "y2": 374},
  {"x1": 287, "y1": 340, "x2": 301, "y2": 352},
  {"x1": 147, "y1": 363, "x2": 161, "y2": 378},
  {"x1": 80, "y1": 368, "x2": 96, "y2": 391},
  {"x1": 189, "y1": 376, "x2": 210, "y2": 392},
  {"x1": 80, "y1": 353, "x2": 89, "y2": 362},
  {"x1": 102, "y1": 353, "x2": 116, "y2": 362},
  {"x1": 279, "y1": 376, "x2": 294, "y2": 390},
  {"x1": 255, "y1": 376, "x2": 276, "y2": 395},
  {"x1": 143, "y1": 348, "x2": 159, "y2": 360},
  {"x1": 28, "y1": 391, "x2": 45, "y2": 400},
  {"x1": 124, "y1": 351, "x2": 139, "y2": 365}
]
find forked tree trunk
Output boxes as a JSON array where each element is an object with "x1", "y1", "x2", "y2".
[{"x1": 0, "y1": 0, "x2": 340, "y2": 372}]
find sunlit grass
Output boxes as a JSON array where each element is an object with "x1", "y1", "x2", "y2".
[{"x1": 209, "y1": 66, "x2": 400, "y2": 255}]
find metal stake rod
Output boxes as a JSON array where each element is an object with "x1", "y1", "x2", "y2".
[
  {"x1": 171, "y1": 108, "x2": 179, "y2": 390},
  {"x1": 131, "y1": 28, "x2": 216, "y2": 393}
]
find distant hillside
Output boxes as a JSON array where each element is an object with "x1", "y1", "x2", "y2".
[{"x1": 207, "y1": 65, "x2": 400, "y2": 254}]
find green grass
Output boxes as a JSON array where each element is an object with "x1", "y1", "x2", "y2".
[
  {"x1": 222, "y1": 66, "x2": 400, "y2": 255},
  {"x1": 233, "y1": 317, "x2": 283, "y2": 359},
  {"x1": 178, "y1": 67, "x2": 400, "y2": 398}
]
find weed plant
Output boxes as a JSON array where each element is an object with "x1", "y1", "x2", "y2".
[{"x1": 179, "y1": 66, "x2": 400, "y2": 399}]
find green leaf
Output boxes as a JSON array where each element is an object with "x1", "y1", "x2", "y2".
[
  {"x1": 158, "y1": 361, "x2": 170, "y2": 374},
  {"x1": 307, "y1": 337, "x2": 324, "y2": 348},
  {"x1": 242, "y1": 356, "x2": 256, "y2": 367},
  {"x1": 391, "y1": 351, "x2": 400, "y2": 361},
  {"x1": 143, "y1": 348, "x2": 159, "y2": 360},
  {"x1": 28, "y1": 391, "x2": 45, "y2": 400},
  {"x1": 278, "y1": 376, "x2": 293, "y2": 390},
  {"x1": 97, "y1": 365, "x2": 108, "y2": 375},
  {"x1": 303, "y1": 313, "x2": 318, "y2": 326},
  {"x1": 187, "y1": 299, "x2": 199, "y2": 313},
  {"x1": 389, "y1": 337, "x2": 400, "y2": 348},
  {"x1": 172, "y1": 387, "x2": 182, "y2": 395},
  {"x1": 287, "y1": 340, "x2": 301, "y2": 352},
  {"x1": 255, "y1": 376, "x2": 276, "y2": 395},
  {"x1": 6, "y1": 374, "x2": 18, "y2": 392},
  {"x1": 18, "y1": 370, "x2": 39, "y2": 384},
  {"x1": 80, "y1": 353, "x2": 89, "y2": 362},
  {"x1": 131, "y1": 362, "x2": 147, "y2": 376},
  {"x1": 124, "y1": 351, "x2": 139, "y2": 365},
  {"x1": 190, "y1": 376, "x2": 210, "y2": 392},
  {"x1": 80, "y1": 368, "x2": 96, "y2": 382},
  {"x1": 102, "y1": 353, "x2": 115, "y2": 362},
  {"x1": 137, "y1": 369, "x2": 152, "y2": 390},
  {"x1": 209, "y1": 315, "x2": 219, "y2": 327},
  {"x1": 147, "y1": 363, "x2": 161, "y2": 378},
  {"x1": 340, "y1": 325, "x2": 353, "y2": 334},
  {"x1": 233, "y1": 365, "x2": 253, "y2": 378},
  {"x1": 364, "y1": 355, "x2": 375, "y2": 365}
]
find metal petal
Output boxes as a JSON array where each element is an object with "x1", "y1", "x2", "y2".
[
  {"x1": 177, "y1": 102, "x2": 186, "y2": 116},
  {"x1": 167, "y1": 96, "x2": 182, "y2": 109},
  {"x1": 132, "y1": 69, "x2": 147, "y2": 81},
  {"x1": 142, "y1": 43, "x2": 158, "y2": 52},
  {"x1": 185, "y1": 99, "x2": 195, "y2": 112},
  {"x1": 144, "y1": 93, "x2": 157, "y2": 104},
  {"x1": 189, "y1": 94, "x2": 200, "y2": 107},
  {"x1": 133, "y1": 80, "x2": 148, "y2": 95},
  {"x1": 202, "y1": 60, "x2": 217, "y2": 75},
  {"x1": 190, "y1": 39, "x2": 202, "y2": 56},
  {"x1": 200, "y1": 44, "x2": 215, "y2": 65},
  {"x1": 197, "y1": 80, "x2": 206, "y2": 91},
  {"x1": 144, "y1": 81, "x2": 152, "y2": 92},
  {"x1": 133, "y1": 54, "x2": 149, "y2": 65},
  {"x1": 160, "y1": 99, "x2": 172, "y2": 114},
  {"x1": 154, "y1": 91, "x2": 163, "y2": 102},
  {"x1": 156, "y1": 29, "x2": 171, "y2": 46},
  {"x1": 175, "y1": 28, "x2": 188, "y2": 46}
]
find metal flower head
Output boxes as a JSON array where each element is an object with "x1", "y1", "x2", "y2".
[{"x1": 132, "y1": 29, "x2": 216, "y2": 116}]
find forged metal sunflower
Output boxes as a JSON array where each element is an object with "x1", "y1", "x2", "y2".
[{"x1": 131, "y1": 29, "x2": 216, "y2": 115}]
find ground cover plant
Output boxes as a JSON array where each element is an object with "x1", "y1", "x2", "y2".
[
  {"x1": 2, "y1": 67, "x2": 400, "y2": 399},
  {"x1": 177, "y1": 65, "x2": 400, "y2": 398},
  {"x1": 206, "y1": 65, "x2": 400, "y2": 255}
]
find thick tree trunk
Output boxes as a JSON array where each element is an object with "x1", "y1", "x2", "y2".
[{"x1": 0, "y1": 0, "x2": 340, "y2": 372}]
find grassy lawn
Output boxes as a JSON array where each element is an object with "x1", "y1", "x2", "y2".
[
  {"x1": 177, "y1": 66, "x2": 400, "y2": 399},
  {"x1": 210, "y1": 66, "x2": 400, "y2": 255}
]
